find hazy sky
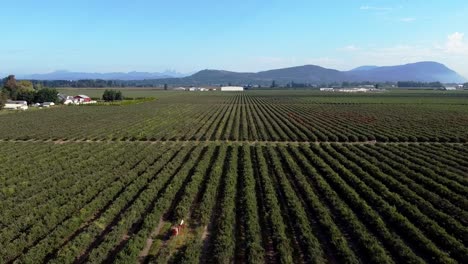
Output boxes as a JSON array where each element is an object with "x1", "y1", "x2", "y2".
[{"x1": 2, "y1": 0, "x2": 468, "y2": 77}]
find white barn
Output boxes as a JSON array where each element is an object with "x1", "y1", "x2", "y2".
[
  {"x1": 4, "y1": 100, "x2": 28, "y2": 110},
  {"x1": 221, "y1": 86, "x2": 244, "y2": 91}
]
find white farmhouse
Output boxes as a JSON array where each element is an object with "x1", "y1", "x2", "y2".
[
  {"x1": 221, "y1": 86, "x2": 244, "y2": 91},
  {"x1": 4, "y1": 100, "x2": 28, "y2": 110}
]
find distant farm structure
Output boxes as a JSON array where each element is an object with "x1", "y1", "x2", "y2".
[
  {"x1": 58, "y1": 93, "x2": 97, "y2": 105},
  {"x1": 188, "y1": 87, "x2": 209, "y2": 92},
  {"x1": 221, "y1": 86, "x2": 244, "y2": 91},
  {"x1": 4, "y1": 100, "x2": 28, "y2": 110},
  {"x1": 173, "y1": 87, "x2": 218, "y2": 91},
  {"x1": 319, "y1": 87, "x2": 383, "y2": 93}
]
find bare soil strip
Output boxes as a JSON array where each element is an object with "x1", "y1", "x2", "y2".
[{"x1": 138, "y1": 217, "x2": 164, "y2": 263}]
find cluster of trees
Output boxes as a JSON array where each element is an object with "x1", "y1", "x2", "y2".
[
  {"x1": 285, "y1": 81, "x2": 318, "y2": 88},
  {"x1": 102, "y1": 89, "x2": 123, "y2": 101},
  {"x1": 397, "y1": 81, "x2": 443, "y2": 88},
  {"x1": 1, "y1": 75, "x2": 59, "y2": 106},
  {"x1": 464, "y1": 83, "x2": 468, "y2": 88}
]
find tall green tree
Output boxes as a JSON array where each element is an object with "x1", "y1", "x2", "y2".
[
  {"x1": 35, "y1": 88, "x2": 59, "y2": 103},
  {"x1": 17, "y1": 90, "x2": 36, "y2": 104},
  {"x1": 17, "y1": 80, "x2": 34, "y2": 91},
  {"x1": 2, "y1": 75, "x2": 18, "y2": 100},
  {"x1": 102, "y1": 89, "x2": 123, "y2": 101},
  {"x1": 15, "y1": 80, "x2": 35, "y2": 104}
]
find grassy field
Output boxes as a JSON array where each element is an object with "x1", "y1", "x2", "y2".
[
  {"x1": 57, "y1": 88, "x2": 171, "y2": 99},
  {"x1": 0, "y1": 90, "x2": 467, "y2": 263}
]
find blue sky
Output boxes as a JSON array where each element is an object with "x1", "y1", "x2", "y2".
[{"x1": 1, "y1": 0, "x2": 468, "y2": 77}]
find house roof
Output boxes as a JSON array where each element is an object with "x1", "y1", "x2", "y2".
[
  {"x1": 58, "y1": 93, "x2": 72, "y2": 99},
  {"x1": 75, "y1": 95, "x2": 91, "y2": 99}
]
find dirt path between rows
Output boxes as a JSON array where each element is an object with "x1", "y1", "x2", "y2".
[{"x1": 138, "y1": 217, "x2": 164, "y2": 263}]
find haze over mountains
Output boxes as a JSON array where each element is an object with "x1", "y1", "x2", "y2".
[
  {"x1": 15, "y1": 62, "x2": 466, "y2": 84},
  {"x1": 17, "y1": 70, "x2": 187, "y2": 81}
]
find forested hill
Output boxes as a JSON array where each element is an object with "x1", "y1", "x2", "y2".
[{"x1": 8, "y1": 61, "x2": 466, "y2": 87}]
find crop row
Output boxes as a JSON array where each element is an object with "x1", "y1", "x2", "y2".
[{"x1": 1, "y1": 142, "x2": 467, "y2": 263}]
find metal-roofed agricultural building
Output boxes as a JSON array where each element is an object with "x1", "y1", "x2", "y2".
[{"x1": 220, "y1": 86, "x2": 244, "y2": 91}]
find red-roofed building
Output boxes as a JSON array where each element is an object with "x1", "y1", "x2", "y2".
[{"x1": 74, "y1": 95, "x2": 92, "y2": 103}]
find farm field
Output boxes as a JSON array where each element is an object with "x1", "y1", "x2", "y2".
[
  {"x1": 0, "y1": 91, "x2": 467, "y2": 143},
  {"x1": 0, "y1": 90, "x2": 467, "y2": 263}
]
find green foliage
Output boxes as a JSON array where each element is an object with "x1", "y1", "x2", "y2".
[
  {"x1": 2, "y1": 75, "x2": 59, "y2": 104},
  {"x1": 17, "y1": 80, "x2": 34, "y2": 91},
  {"x1": 102, "y1": 89, "x2": 123, "y2": 101},
  {"x1": 2, "y1": 75, "x2": 18, "y2": 100},
  {"x1": 17, "y1": 90, "x2": 36, "y2": 104},
  {"x1": 35, "y1": 88, "x2": 59, "y2": 103}
]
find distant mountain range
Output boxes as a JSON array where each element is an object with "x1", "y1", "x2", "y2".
[
  {"x1": 14, "y1": 62, "x2": 466, "y2": 84},
  {"x1": 17, "y1": 70, "x2": 187, "y2": 80},
  {"x1": 345, "y1": 62, "x2": 466, "y2": 83}
]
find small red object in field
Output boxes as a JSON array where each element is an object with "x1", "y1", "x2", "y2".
[{"x1": 171, "y1": 226, "x2": 179, "y2": 236}]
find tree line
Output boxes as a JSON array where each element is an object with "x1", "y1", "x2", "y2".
[
  {"x1": 1, "y1": 77, "x2": 464, "y2": 90},
  {"x1": 1, "y1": 75, "x2": 59, "y2": 109},
  {"x1": 397, "y1": 81, "x2": 444, "y2": 88}
]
